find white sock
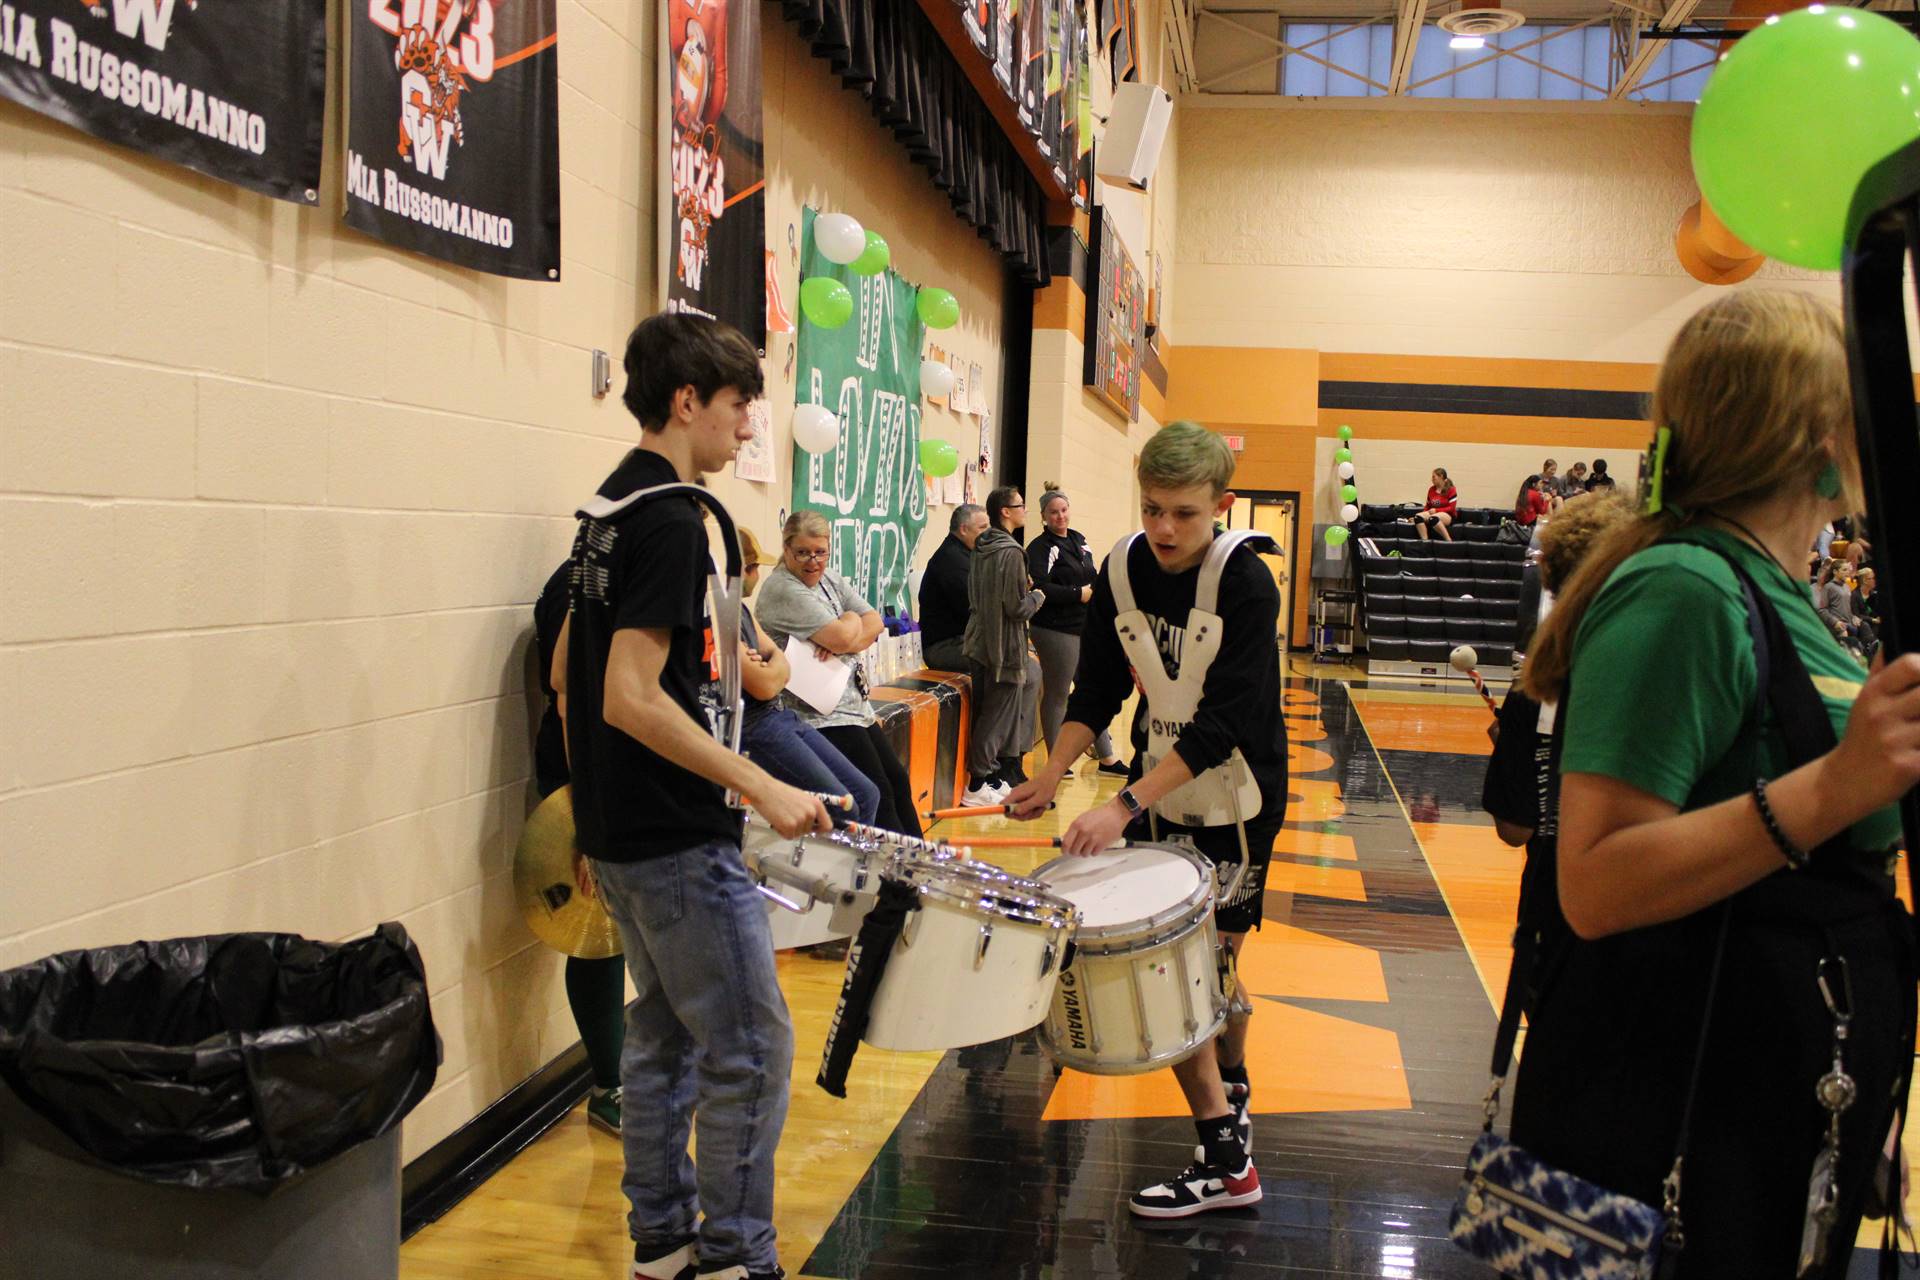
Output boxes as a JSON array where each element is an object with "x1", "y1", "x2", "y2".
[{"x1": 632, "y1": 1243, "x2": 693, "y2": 1280}]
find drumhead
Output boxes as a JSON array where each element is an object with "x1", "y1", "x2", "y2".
[{"x1": 1034, "y1": 846, "x2": 1205, "y2": 929}]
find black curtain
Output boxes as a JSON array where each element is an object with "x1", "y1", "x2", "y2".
[{"x1": 779, "y1": 0, "x2": 1053, "y2": 287}]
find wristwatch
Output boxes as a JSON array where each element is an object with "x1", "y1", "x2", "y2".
[{"x1": 1116, "y1": 786, "x2": 1145, "y2": 819}]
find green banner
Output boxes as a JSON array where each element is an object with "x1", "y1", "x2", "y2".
[{"x1": 790, "y1": 207, "x2": 929, "y2": 618}]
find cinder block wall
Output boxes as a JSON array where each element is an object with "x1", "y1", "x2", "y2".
[{"x1": 0, "y1": 2, "x2": 1008, "y2": 1159}]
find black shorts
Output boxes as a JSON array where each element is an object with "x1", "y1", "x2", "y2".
[{"x1": 1133, "y1": 813, "x2": 1280, "y2": 935}]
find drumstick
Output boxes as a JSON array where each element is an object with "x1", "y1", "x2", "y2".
[
  {"x1": 811, "y1": 792, "x2": 856, "y2": 812},
  {"x1": 1448, "y1": 644, "x2": 1499, "y2": 719},
  {"x1": 956, "y1": 836, "x2": 1067, "y2": 848},
  {"x1": 923, "y1": 802, "x2": 1057, "y2": 820}
]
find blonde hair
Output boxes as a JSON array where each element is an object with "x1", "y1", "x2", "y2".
[
  {"x1": 781, "y1": 509, "x2": 830, "y2": 546},
  {"x1": 1139, "y1": 421, "x2": 1236, "y2": 497},
  {"x1": 1535, "y1": 491, "x2": 1635, "y2": 593},
  {"x1": 1525, "y1": 290, "x2": 1856, "y2": 702}
]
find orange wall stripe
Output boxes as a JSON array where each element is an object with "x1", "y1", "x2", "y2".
[
  {"x1": 1033, "y1": 277, "x2": 1087, "y2": 334},
  {"x1": 1320, "y1": 352, "x2": 1658, "y2": 393}
]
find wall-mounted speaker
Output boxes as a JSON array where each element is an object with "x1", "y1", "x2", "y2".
[{"x1": 1095, "y1": 82, "x2": 1172, "y2": 192}]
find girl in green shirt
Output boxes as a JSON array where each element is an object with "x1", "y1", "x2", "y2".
[{"x1": 1509, "y1": 290, "x2": 1920, "y2": 1276}]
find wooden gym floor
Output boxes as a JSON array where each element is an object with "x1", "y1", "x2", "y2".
[{"x1": 400, "y1": 671, "x2": 1919, "y2": 1279}]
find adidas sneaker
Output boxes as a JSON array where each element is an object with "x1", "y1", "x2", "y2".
[{"x1": 1128, "y1": 1156, "x2": 1261, "y2": 1219}]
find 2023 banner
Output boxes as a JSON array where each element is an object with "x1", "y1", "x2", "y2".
[
  {"x1": 663, "y1": 0, "x2": 765, "y2": 349},
  {"x1": 343, "y1": 0, "x2": 560, "y2": 281},
  {"x1": 789, "y1": 208, "x2": 927, "y2": 619},
  {"x1": 0, "y1": 0, "x2": 326, "y2": 203}
]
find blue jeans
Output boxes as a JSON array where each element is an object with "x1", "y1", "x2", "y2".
[
  {"x1": 592, "y1": 843, "x2": 793, "y2": 1272},
  {"x1": 743, "y1": 707, "x2": 881, "y2": 826}
]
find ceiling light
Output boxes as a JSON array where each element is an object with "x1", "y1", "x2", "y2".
[{"x1": 1450, "y1": 34, "x2": 1486, "y2": 49}]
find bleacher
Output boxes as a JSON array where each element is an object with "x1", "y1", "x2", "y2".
[{"x1": 1350, "y1": 502, "x2": 1528, "y2": 681}]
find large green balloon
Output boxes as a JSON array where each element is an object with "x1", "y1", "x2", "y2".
[
  {"x1": 1337, "y1": 425, "x2": 1353, "y2": 442},
  {"x1": 1324, "y1": 526, "x2": 1350, "y2": 548},
  {"x1": 1334, "y1": 447, "x2": 1353, "y2": 464},
  {"x1": 1693, "y1": 7, "x2": 1920, "y2": 270},
  {"x1": 919, "y1": 438, "x2": 960, "y2": 478},
  {"x1": 917, "y1": 287, "x2": 960, "y2": 330},
  {"x1": 1341, "y1": 483, "x2": 1358, "y2": 504},
  {"x1": 851, "y1": 231, "x2": 891, "y2": 276},
  {"x1": 800, "y1": 276, "x2": 854, "y2": 329}
]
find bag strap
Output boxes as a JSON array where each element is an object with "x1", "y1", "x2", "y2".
[{"x1": 1483, "y1": 540, "x2": 1770, "y2": 1100}]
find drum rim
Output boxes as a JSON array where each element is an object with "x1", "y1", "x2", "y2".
[
  {"x1": 1032, "y1": 845, "x2": 1216, "y2": 942},
  {"x1": 897, "y1": 862, "x2": 1078, "y2": 928}
]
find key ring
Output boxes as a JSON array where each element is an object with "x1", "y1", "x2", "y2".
[{"x1": 1817, "y1": 955, "x2": 1854, "y2": 1029}]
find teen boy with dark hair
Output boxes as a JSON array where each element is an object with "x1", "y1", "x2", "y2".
[{"x1": 551, "y1": 312, "x2": 830, "y2": 1280}]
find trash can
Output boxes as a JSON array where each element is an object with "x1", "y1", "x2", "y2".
[{"x1": 0, "y1": 924, "x2": 439, "y2": 1280}]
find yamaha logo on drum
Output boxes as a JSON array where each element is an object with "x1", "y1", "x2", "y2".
[{"x1": 1057, "y1": 969, "x2": 1089, "y2": 1051}]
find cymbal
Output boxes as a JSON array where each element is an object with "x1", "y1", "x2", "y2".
[{"x1": 513, "y1": 787, "x2": 623, "y2": 960}]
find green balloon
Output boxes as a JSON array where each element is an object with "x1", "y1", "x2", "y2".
[
  {"x1": 1693, "y1": 7, "x2": 1920, "y2": 270},
  {"x1": 916, "y1": 287, "x2": 960, "y2": 330},
  {"x1": 1341, "y1": 484, "x2": 1358, "y2": 504},
  {"x1": 1334, "y1": 447, "x2": 1353, "y2": 464},
  {"x1": 1324, "y1": 526, "x2": 1350, "y2": 548},
  {"x1": 851, "y1": 231, "x2": 891, "y2": 276},
  {"x1": 1337, "y1": 425, "x2": 1353, "y2": 441},
  {"x1": 800, "y1": 276, "x2": 854, "y2": 329},
  {"x1": 919, "y1": 438, "x2": 960, "y2": 478}
]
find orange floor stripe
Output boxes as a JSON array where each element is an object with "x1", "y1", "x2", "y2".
[
  {"x1": 1287, "y1": 779, "x2": 1347, "y2": 822},
  {"x1": 1273, "y1": 827, "x2": 1356, "y2": 861},
  {"x1": 1410, "y1": 820, "x2": 1523, "y2": 1007},
  {"x1": 1266, "y1": 860, "x2": 1368, "y2": 902},
  {"x1": 1237, "y1": 922, "x2": 1389, "y2": 1003},
  {"x1": 1287, "y1": 742, "x2": 1336, "y2": 773},
  {"x1": 1041, "y1": 1000, "x2": 1409, "y2": 1122},
  {"x1": 1348, "y1": 699, "x2": 1498, "y2": 756}
]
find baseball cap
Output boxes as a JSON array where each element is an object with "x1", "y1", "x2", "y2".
[{"x1": 738, "y1": 526, "x2": 774, "y2": 567}]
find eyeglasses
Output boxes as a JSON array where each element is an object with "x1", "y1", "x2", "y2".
[{"x1": 791, "y1": 548, "x2": 830, "y2": 563}]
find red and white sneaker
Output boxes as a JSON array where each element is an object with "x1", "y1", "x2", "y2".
[{"x1": 1127, "y1": 1156, "x2": 1262, "y2": 1219}]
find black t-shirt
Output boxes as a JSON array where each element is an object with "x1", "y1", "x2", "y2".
[
  {"x1": 1481, "y1": 687, "x2": 1566, "y2": 994},
  {"x1": 1063, "y1": 537, "x2": 1288, "y2": 826},
  {"x1": 918, "y1": 534, "x2": 972, "y2": 648},
  {"x1": 1028, "y1": 528, "x2": 1096, "y2": 634},
  {"x1": 564, "y1": 449, "x2": 742, "y2": 862},
  {"x1": 533, "y1": 560, "x2": 570, "y2": 799}
]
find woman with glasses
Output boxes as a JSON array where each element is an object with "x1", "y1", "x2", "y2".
[{"x1": 753, "y1": 511, "x2": 924, "y2": 837}]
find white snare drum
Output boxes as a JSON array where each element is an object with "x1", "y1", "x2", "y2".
[
  {"x1": 1033, "y1": 844, "x2": 1227, "y2": 1075},
  {"x1": 863, "y1": 858, "x2": 1079, "y2": 1052},
  {"x1": 740, "y1": 821, "x2": 888, "y2": 950}
]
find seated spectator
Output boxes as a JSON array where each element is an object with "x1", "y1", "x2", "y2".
[
  {"x1": 1512, "y1": 474, "x2": 1551, "y2": 527},
  {"x1": 1854, "y1": 567, "x2": 1880, "y2": 655},
  {"x1": 1583, "y1": 457, "x2": 1616, "y2": 490},
  {"x1": 732, "y1": 526, "x2": 882, "y2": 827},
  {"x1": 1815, "y1": 556, "x2": 1871, "y2": 658},
  {"x1": 1558, "y1": 460, "x2": 1589, "y2": 497},
  {"x1": 756, "y1": 512, "x2": 924, "y2": 838},
  {"x1": 1415, "y1": 468, "x2": 1457, "y2": 541},
  {"x1": 919, "y1": 504, "x2": 987, "y2": 670},
  {"x1": 1539, "y1": 458, "x2": 1565, "y2": 510}
]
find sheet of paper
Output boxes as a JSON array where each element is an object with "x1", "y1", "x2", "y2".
[
  {"x1": 969, "y1": 362, "x2": 986, "y2": 413},
  {"x1": 783, "y1": 636, "x2": 852, "y2": 716}
]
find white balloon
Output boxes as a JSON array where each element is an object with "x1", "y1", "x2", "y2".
[
  {"x1": 815, "y1": 213, "x2": 867, "y2": 265},
  {"x1": 1337, "y1": 461, "x2": 1356, "y2": 480},
  {"x1": 1341, "y1": 503, "x2": 1360, "y2": 523},
  {"x1": 920, "y1": 360, "x2": 956, "y2": 399},
  {"x1": 792, "y1": 403, "x2": 840, "y2": 454}
]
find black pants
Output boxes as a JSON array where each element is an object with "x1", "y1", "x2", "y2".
[{"x1": 819, "y1": 723, "x2": 923, "y2": 840}]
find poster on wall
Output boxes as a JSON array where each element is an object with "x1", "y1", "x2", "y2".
[
  {"x1": 1084, "y1": 206, "x2": 1144, "y2": 421},
  {"x1": 735, "y1": 398, "x2": 776, "y2": 483},
  {"x1": 959, "y1": 0, "x2": 992, "y2": 55},
  {"x1": 790, "y1": 208, "x2": 928, "y2": 618},
  {"x1": 0, "y1": 0, "x2": 327, "y2": 203},
  {"x1": 992, "y1": 0, "x2": 1018, "y2": 96},
  {"x1": 344, "y1": 0, "x2": 560, "y2": 280},
  {"x1": 663, "y1": 0, "x2": 765, "y2": 349}
]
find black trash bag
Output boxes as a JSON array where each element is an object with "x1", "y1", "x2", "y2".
[{"x1": 0, "y1": 922, "x2": 438, "y2": 1192}]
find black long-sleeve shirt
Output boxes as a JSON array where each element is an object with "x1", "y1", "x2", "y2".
[
  {"x1": 918, "y1": 533, "x2": 973, "y2": 648},
  {"x1": 1027, "y1": 527, "x2": 1097, "y2": 634},
  {"x1": 1063, "y1": 537, "x2": 1288, "y2": 824}
]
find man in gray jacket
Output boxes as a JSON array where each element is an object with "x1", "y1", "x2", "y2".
[{"x1": 962, "y1": 487, "x2": 1044, "y2": 803}]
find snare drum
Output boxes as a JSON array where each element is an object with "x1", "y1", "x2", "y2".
[
  {"x1": 862, "y1": 858, "x2": 1078, "y2": 1052},
  {"x1": 1033, "y1": 844, "x2": 1227, "y2": 1075},
  {"x1": 740, "y1": 820, "x2": 887, "y2": 950}
]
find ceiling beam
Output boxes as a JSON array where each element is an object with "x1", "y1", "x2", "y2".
[
  {"x1": 1404, "y1": 18, "x2": 1602, "y2": 93},
  {"x1": 1198, "y1": 10, "x2": 1391, "y2": 92},
  {"x1": 1609, "y1": 0, "x2": 1703, "y2": 98},
  {"x1": 1165, "y1": 0, "x2": 1201, "y2": 93},
  {"x1": 1388, "y1": 0, "x2": 1431, "y2": 94}
]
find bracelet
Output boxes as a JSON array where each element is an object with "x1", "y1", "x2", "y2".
[{"x1": 1753, "y1": 777, "x2": 1809, "y2": 870}]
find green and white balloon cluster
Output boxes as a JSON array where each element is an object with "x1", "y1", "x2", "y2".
[
  {"x1": 792, "y1": 211, "x2": 967, "y2": 470},
  {"x1": 1325, "y1": 424, "x2": 1357, "y2": 548}
]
